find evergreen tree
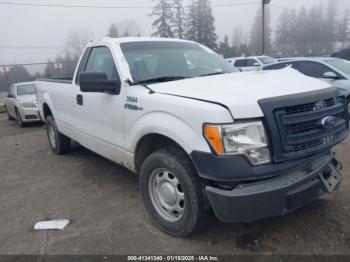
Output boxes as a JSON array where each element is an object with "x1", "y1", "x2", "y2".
[
  {"x1": 186, "y1": 0, "x2": 199, "y2": 41},
  {"x1": 336, "y1": 9, "x2": 350, "y2": 48},
  {"x1": 108, "y1": 24, "x2": 119, "y2": 38},
  {"x1": 323, "y1": 0, "x2": 337, "y2": 52},
  {"x1": 238, "y1": 44, "x2": 250, "y2": 57},
  {"x1": 232, "y1": 26, "x2": 243, "y2": 50},
  {"x1": 186, "y1": 0, "x2": 218, "y2": 49},
  {"x1": 307, "y1": 5, "x2": 324, "y2": 55},
  {"x1": 275, "y1": 8, "x2": 290, "y2": 55},
  {"x1": 249, "y1": 7, "x2": 272, "y2": 55},
  {"x1": 150, "y1": 0, "x2": 174, "y2": 38},
  {"x1": 218, "y1": 35, "x2": 234, "y2": 58},
  {"x1": 173, "y1": 0, "x2": 186, "y2": 39},
  {"x1": 294, "y1": 6, "x2": 308, "y2": 55}
]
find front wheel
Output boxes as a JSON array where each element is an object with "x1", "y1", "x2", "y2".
[
  {"x1": 140, "y1": 147, "x2": 208, "y2": 237},
  {"x1": 15, "y1": 109, "x2": 24, "y2": 128},
  {"x1": 46, "y1": 115, "x2": 71, "y2": 154}
]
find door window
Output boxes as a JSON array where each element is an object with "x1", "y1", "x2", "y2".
[
  {"x1": 234, "y1": 59, "x2": 247, "y2": 67},
  {"x1": 294, "y1": 61, "x2": 338, "y2": 78},
  {"x1": 84, "y1": 46, "x2": 120, "y2": 81},
  {"x1": 247, "y1": 59, "x2": 259, "y2": 66},
  {"x1": 263, "y1": 63, "x2": 291, "y2": 70}
]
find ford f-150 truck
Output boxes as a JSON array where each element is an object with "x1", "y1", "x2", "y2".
[{"x1": 36, "y1": 37, "x2": 349, "y2": 237}]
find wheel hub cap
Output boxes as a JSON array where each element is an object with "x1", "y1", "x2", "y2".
[
  {"x1": 48, "y1": 125, "x2": 56, "y2": 148},
  {"x1": 159, "y1": 182, "x2": 177, "y2": 205},
  {"x1": 148, "y1": 169, "x2": 185, "y2": 222}
]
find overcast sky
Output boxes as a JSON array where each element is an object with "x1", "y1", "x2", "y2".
[{"x1": 0, "y1": 0, "x2": 349, "y2": 68}]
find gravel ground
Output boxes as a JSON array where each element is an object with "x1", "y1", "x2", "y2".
[{"x1": 0, "y1": 114, "x2": 349, "y2": 255}]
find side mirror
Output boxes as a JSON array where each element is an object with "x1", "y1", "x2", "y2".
[
  {"x1": 79, "y1": 72, "x2": 121, "y2": 94},
  {"x1": 253, "y1": 62, "x2": 260, "y2": 66},
  {"x1": 7, "y1": 94, "x2": 14, "y2": 98},
  {"x1": 323, "y1": 71, "x2": 338, "y2": 79}
]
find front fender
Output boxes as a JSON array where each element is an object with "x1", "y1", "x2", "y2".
[{"x1": 126, "y1": 111, "x2": 210, "y2": 154}]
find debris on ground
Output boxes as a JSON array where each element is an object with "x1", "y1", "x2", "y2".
[{"x1": 34, "y1": 219, "x2": 70, "y2": 230}]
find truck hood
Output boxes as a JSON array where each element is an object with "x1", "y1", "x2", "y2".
[{"x1": 150, "y1": 68, "x2": 331, "y2": 119}]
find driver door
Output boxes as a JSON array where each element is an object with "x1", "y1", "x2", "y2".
[{"x1": 75, "y1": 46, "x2": 126, "y2": 161}]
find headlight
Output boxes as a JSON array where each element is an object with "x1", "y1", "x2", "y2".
[
  {"x1": 204, "y1": 121, "x2": 270, "y2": 165},
  {"x1": 20, "y1": 102, "x2": 37, "y2": 108}
]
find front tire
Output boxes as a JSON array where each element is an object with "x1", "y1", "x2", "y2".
[
  {"x1": 46, "y1": 115, "x2": 71, "y2": 154},
  {"x1": 15, "y1": 109, "x2": 24, "y2": 128},
  {"x1": 140, "y1": 147, "x2": 208, "y2": 237}
]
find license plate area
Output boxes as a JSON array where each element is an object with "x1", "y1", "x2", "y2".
[{"x1": 319, "y1": 164, "x2": 342, "y2": 193}]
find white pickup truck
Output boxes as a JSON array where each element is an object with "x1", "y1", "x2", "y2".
[{"x1": 36, "y1": 37, "x2": 349, "y2": 237}]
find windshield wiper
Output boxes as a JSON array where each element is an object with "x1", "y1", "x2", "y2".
[
  {"x1": 200, "y1": 71, "x2": 226, "y2": 77},
  {"x1": 136, "y1": 76, "x2": 188, "y2": 84},
  {"x1": 126, "y1": 79, "x2": 155, "y2": 94}
]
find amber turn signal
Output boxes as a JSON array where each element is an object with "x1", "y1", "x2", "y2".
[{"x1": 204, "y1": 125, "x2": 225, "y2": 155}]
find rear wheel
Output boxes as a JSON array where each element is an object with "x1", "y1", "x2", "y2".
[
  {"x1": 140, "y1": 147, "x2": 208, "y2": 237},
  {"x1": 46, "y1": 115, "x2": 71, "y2": 154},
  {"x1": 15, "y1": 109, "x2": 24, "y2": 128}
]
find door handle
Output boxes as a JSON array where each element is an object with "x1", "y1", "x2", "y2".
[{"x1": 76, "y1": 94, "x2": 83, "y2": 106}]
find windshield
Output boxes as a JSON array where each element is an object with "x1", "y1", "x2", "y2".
[
  {"x1": 120, "y1": 41, "x2": 235, "y2": 84},
  {"x1": 257, "y1": 56, "x2": 276, "y2": 65},
  {"x1": 17, "y1": 84, "x2": 35, "y2": 96},
  {"x1": 326, "y1": 59, "x2": 350, "y2": 76}
]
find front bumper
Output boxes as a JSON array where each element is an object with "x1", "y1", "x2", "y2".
[
  {"x1": 205, "y1": 154, "x2": 340, "y2": 223},
  {"x1": 18, "y1": 107, "x2": 41, "y2": 122}
]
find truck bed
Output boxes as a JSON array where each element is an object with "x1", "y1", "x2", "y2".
[{"x1": 37, "y1": 78, "x2": 73, "y2": 84}]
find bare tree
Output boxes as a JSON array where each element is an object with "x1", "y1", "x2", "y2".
[{"x1": 65, "y1": 29, "x2": 94, "y2": 57}]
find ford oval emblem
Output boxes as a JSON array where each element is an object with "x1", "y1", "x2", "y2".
[{"x1": 321, "y1": 116, "x2": 337, "y2": 129}]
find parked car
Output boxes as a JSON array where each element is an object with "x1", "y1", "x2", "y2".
[
  {"x1": 226, "y1": 56, "x2": 276, "y2": 71},
  {"x1": 36, "y1": 37, "x2": 348, "y2": 237},
  {"x1": 4, "y1": 82, "x2": 41, "y2": 127},
  {"x1": 262, "y1": 57, "x2": 350, "y2": 114},
  {"x1": 331, "y1": 49, "x2": 350, "y2": 61}
]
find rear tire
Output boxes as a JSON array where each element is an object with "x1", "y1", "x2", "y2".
[
  {"x1": 46, "y1": 115, "x2": 71, "y2": 154},
  {"x1": 140, "y1": 147, "x2": 208, "y2": 237}
]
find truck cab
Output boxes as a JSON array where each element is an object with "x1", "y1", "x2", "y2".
[{"x1": 36, "y1": 37, "x2": 348, "y2": 237}]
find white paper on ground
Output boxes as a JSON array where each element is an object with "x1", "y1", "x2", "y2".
[{"x1": 34, "y1": 219, "x2": 70, "y2": 230}]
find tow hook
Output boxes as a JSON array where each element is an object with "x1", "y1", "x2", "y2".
[{"x1": 332, "y1": 157, "x2": 343, "y2": 171}]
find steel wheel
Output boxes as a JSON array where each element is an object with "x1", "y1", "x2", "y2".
[
  {"x1": 148, "y1": 168, "x2": 185, "y2": 222},
  {"x1": 48, "y1": 123, "x2": 57, "y2": 149}
]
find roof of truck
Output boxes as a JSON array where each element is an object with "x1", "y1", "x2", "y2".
[{"x1": 90, "y1": 37, "x2": 195, "y2": 45}]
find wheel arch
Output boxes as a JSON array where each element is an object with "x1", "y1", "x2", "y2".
[
  {"x1": 134, "y1": 133, "x2": 191, "y2": 173},
  {"x1": 43, "y1": 103, "x2": 53, "y2": 120}
]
